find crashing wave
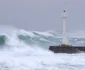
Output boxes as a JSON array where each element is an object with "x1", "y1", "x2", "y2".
[
  {"x1": 0, "y1": 35, "x2": 6, "y2": 46},
  {"x1": 0, "y1": 25, "x2": 85, "y2": 48}
]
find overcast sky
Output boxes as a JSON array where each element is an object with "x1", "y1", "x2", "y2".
[{"x1": 0, "y1": 0, "x2": 85, "y2": 32}]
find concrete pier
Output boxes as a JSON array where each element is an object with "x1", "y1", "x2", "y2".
[{"x1": 49, "y1": 45, "x2": 85, "y2": 53}]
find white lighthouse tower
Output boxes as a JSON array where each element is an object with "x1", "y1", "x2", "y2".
[{"x1": 62, "y1": 10, "x2": 69, "y2": 45}]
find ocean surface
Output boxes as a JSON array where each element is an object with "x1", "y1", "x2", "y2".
[{"x1": 0, "y1": 26, "x2": 85, "y2": 70}]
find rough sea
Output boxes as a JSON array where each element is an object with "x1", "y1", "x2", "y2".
[{"x1": 0, "y1": 26, "x2": 85, "y2": 70}]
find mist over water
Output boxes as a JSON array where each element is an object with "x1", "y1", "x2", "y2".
[{"x1": 0, "y1": 25, "x2": 85, "y2": 70}]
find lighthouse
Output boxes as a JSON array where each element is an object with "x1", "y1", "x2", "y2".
[
  {"x1": 49, "y1": 3, "x2": 85, "y2": 53},
  {"x1": 62, "y1": 10, "x2": 69, "y2": 46}
]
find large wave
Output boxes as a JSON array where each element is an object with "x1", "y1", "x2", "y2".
[
  {"x1": 0, "y1": 35, "x2": 6, "y2": 46},
  {"x1": 1, "y1": 28, "x2": 85, "y2": 48},
  {"x1": 0, "y1": 26, "x2": 85, "y2": 70}
]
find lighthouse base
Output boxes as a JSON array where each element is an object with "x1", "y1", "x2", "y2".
[{"x1": 49, "y1": 44, "x2": 85, "y2": 53}]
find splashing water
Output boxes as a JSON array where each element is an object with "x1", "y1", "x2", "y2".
[{"x1": 0, "y1": 26, "x2": 85, "y2": 70}]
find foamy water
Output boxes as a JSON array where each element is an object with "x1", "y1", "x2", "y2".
[
  {"x1": 0, "y1": 26, "x2": 85, "y2": 70},
  {"x1": 0, "y1": 49, "x2": 85, "y2": 70}
]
